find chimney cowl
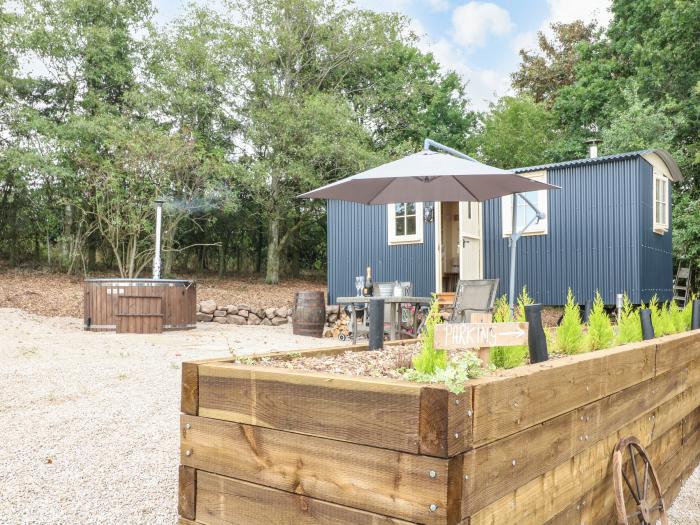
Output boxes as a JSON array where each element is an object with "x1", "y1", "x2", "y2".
[{"x1": 585, "y1": 138, "x2": 602, "y2": 159}]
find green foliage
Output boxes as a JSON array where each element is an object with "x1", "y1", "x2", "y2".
[
  {"x1": 680, "y1": 299, "x2": 694, "y2": 332},
  {"x1": 413, "y1": 299, "x2": 447, "y2": 374},
  {"x1": 616, "y1": 294, "x2": 642, "y2": 344},
  {"x1": 467, "y1": 96, "x2": 564, "y2": 169},
  {"x1": 511, "y1": 20, "x2": 601, "y2": 107},
  {"x1": 587, "y1": 291, "x2": 613, "y2": 351},
  {"x1": 490, "y1": 288, "x2": 532, "y2": 369},
  {"x1": 404, "y1": 352, "x2": 484, "y2": 394},
  {"x1": 557, "y1": 288, "x2": 584, "y2": 354}
]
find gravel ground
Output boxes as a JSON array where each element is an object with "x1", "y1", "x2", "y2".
[
  {"x1": 1, "y1": 306, "x2": 698, "y2": 524},
  {"x1": 0, "y1": 308, "x2": 344, "y2": 525},
  {"x1": 668, "y1": 466, "x2": 700, "y2": 524}
]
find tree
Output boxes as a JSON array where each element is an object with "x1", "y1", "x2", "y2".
[
  {"x1": 142, "y1": 7, "x2": 240, "y2": 275},
  {"x1": 512, "y1": 21, "x2": 601, "y2": 106},
  {"x1": 226, "y1": 0, "x2": 472, "y2": 283},
  {"x1": 600, "y1": 85, "x2": 679, "y2": 155},
  {"x1": 467, "y1": 95, "x2": 571, "y2": 168}
]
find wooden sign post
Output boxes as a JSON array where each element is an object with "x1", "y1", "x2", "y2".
[{"x1": 434, "y1": 320, "x2": 528, "y2": 365}]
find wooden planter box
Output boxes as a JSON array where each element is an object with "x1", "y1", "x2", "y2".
[{"x1": 179, "y1": 332, "x2": 700, "y2": 525}]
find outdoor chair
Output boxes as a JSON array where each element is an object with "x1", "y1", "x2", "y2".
[{"x1": 449, "y1": 279, "x2": 499, "y2": 323}]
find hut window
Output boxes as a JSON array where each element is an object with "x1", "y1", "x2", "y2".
[
  {"x1": 653, "y1": 172, "x2": 669, "y2": 233},
  {"x1": 502, "y1": 171, "x2": 548, "y2": 237},
  {"x1": 388, "y1": 202, "x2": 424, "y2": 244}
]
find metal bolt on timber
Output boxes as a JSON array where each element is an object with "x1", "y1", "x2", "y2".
[
  {"x1": 429, "y1": 504, "x2": 438, "y2": 512},
  {"x1": 454, "y1": 433, "x2": 460, "y2": 439},
  {"x1": 511, "y1": 459, "x2": 516, "y2": 466},
  {"x1": 184, "y1": 423, "x2": 191, "y2": 430},
  {"x1": 455, "y1": 399, "x2": 460, "y2": 405},
  {"x1": 467, "y1": 409, "x2": 473, "y2": 417},
  {"x1": 429, "y1": 470, "x2": 437, "y2": 479},
  {"x1": 464, "y1": 474, "x2": 469, "y2": 480},
  {"x1": 185, "y1": 449, "x2": 192, "y2": 457}
]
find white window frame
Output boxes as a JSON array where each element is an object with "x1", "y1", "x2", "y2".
[
  {"x1": 388, "y1": 202, "x2": 424, "y2": 245},
  {"x1": 653, "y1": 170, "x2": 670, "y2": 234},
  {"x1": 501, "y1": 170, "x2": 549, "y2": 237}
]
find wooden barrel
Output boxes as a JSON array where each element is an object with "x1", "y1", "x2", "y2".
[{"x1": 292, "y1": 291, "x2": 326, "y2": 338}]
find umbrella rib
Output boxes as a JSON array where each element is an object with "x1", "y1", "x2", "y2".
[
  {"x1": 368, "y1": 178, "x2": 400, "y2": 205},
  {"x1": 452, "y1": 176, "x2": 481, "y2": 202}
]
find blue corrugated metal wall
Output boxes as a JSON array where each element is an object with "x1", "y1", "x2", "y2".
[
  {"x1": 327, "y1": 201, "x2": 436, "y2": 304},
  {"x1": 483, "y1": 158, "x2": 646, "y2": 305},
  {"x1": 639, "y1": 160, "x2": 674, "y2": 302}
]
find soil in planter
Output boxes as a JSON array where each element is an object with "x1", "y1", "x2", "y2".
[{"x1": 237, "y1": 343, "x2": 492, "y2": 380}]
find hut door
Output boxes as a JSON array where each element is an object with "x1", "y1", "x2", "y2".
[{"x1": 459, "y1": 202, "x2": 483, "y2": 280}]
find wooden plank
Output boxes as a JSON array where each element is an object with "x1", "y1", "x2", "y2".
[
  {"x1": 195, "y1": 471, "x2": 416, "y2": 525},
  {"x1": 419, "y1": 386, "x2": 451, "y2": 457},
  {"x1": 178, "y1": 465, "x2": 196, "y2": 521},
  {"x1": 434, "y1": 322, "x2": 528, "y2": 349},
  {"x1": 463, "y1": 366, "x2": 688, "y2": 517},
  {"x1": 181, "y1": 363, "x2": 199, "y2": 416},
  {"x1": 655, "y1": 329, "x2": 700, "y2": 375},
  {"x1": 544, "y1": 408, "x2": 697, "y2": 525},
  {"x1": 180, "y1": 415, "x2": 450, "y2": 525},
  {"x1": 448, "y1": 390, "x2": 472, "y2": 456},
  {"x1": 468, "y1": 412, "x2": 652, "y2": 525},
  {"x1": 197, "y1": 363, "x2": 425, "y2": 453},
  {"x1": 179, "y1": 518, "x2": 198, "y2": 525},
  {"x1": 471, "y1": 352, "x2": 604, "y2": 447},
  {"x1": 471, "y1": 341, "x2": 656, "y2": 447}
]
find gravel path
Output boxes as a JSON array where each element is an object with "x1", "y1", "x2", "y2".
[
  {"x1": 0, "y1": 308, "x2": 344, "y2": 525},
  {"x1": 1, "y1": 307, "x2": 699, "y2": 524}
]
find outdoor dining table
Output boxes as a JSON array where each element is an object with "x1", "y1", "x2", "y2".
[{"x1": 336, "y1": 295, "x2": 433, "y2": 344}]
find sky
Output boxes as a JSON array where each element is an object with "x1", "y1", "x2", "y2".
[{"x1": 157, "y1": 0, "x2": 612, "y2": 110}]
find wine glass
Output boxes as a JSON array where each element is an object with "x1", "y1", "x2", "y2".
[{"x1": 355, "y1": 276, "x2": 364, "y2": 296}]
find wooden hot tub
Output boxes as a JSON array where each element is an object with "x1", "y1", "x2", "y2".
[{"x1": 83, "y1": 278, "x2": 196, "y2": 334}]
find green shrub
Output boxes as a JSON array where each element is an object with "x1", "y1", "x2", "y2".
[
  {"x1": 679, "y1": 298, "x2": 694, "y2": 331},
  {"x1": 404, "y1": 352, "x2": 484, "y2": 393},
  {"x1": 587, "y1": 291, "x2": 614, "y2": 351},
  {"x1": 649, "y1": 296, "x2": 677, "y2": 336},
  {"x1": 668, "y1": 301, "x2": 686, "y2": 333},
  {"x1": 557, "y1": 288, "x2": 584, "y2": 354},
  {"x1": 616, "y1": 294, "x2": 642, "y2": 344},
  {"x1": 412, "y1": 298, "x2": 447, "y2": 374},
  {"x1": 406, "y1": 299, "x2": 484, "y2": 391},
  {"x1": 490, "y1": 289, "x2": 532, "y2": 369}
]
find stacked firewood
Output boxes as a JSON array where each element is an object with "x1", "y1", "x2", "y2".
[{"x1": 324, "y1": 310, "x2": 351, "y2": 338}]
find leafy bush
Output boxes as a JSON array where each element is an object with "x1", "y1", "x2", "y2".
[
  {"x1": 587, "y1": 291, "x2": 614, "y2": 350},
  {"x1": 667, "y1": 300, "x2": 686, "y2": 333},
  {"x1": 616, "y1": 294, "x2": 642, "y2": 344},
  {"x1": 404, "y1": 352, "x2": 484, "y2": 393},
  {"x1": 490, "y1": 288, "x2": 531, "y2": 369},
  {"x1": 649, "y1": 295, "x2": 678, "y2": 336},
  {"x1": 557, "y1": 288, "x2": 584, "y2": 354},
  {"x1": 679, "y1": 298, "x2": 695, "y2": 331},
  {"x1": 412, "y1": 298, "x2": 447, "y2": 374}
]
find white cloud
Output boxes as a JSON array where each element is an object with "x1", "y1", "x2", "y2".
[
  {"x1": 545, "y1": 0, "x2": 613, "y2": 27},
  {"x1": 451, "y1": 2, "x2": 513, "y2": 48},
  {"x1": 428, "y1": 37, "x2": 511, "y2": 110},
  {"x1": 512, "y1": 31, "x2": 538, "y2": 54},
  {"x1": 427, "y1": 0, "x2": 450, "y2": 12}
]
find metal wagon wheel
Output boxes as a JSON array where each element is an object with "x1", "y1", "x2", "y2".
[{"x1": 612, "y1": 436, "x2": 668, "y2": 525}]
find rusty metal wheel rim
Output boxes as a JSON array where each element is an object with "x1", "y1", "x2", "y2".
[{"x1": 613, "y1": 436, "x2": 668, "y2": 525}]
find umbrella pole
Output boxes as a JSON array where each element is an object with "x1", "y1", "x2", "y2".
[{"x1": 509, "y1": 193, "x2": 519, "y2": 316}]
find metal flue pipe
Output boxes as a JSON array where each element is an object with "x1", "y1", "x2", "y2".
[{"x1": 153, "y1": 199, "x2": 164, "y2": 279}]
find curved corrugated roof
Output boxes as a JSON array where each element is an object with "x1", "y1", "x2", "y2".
[{"x1": 514, "y1": 149, "x2": 683, "y2": 182}]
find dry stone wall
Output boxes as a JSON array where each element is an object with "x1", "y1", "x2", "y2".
[{"x1": 197, "y1": 300, "x2": 342, "y2": 330}]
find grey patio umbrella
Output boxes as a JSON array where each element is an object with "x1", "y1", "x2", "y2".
[{"x1": 300, "y1": 139, "x2": 559, "y2": 310}]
